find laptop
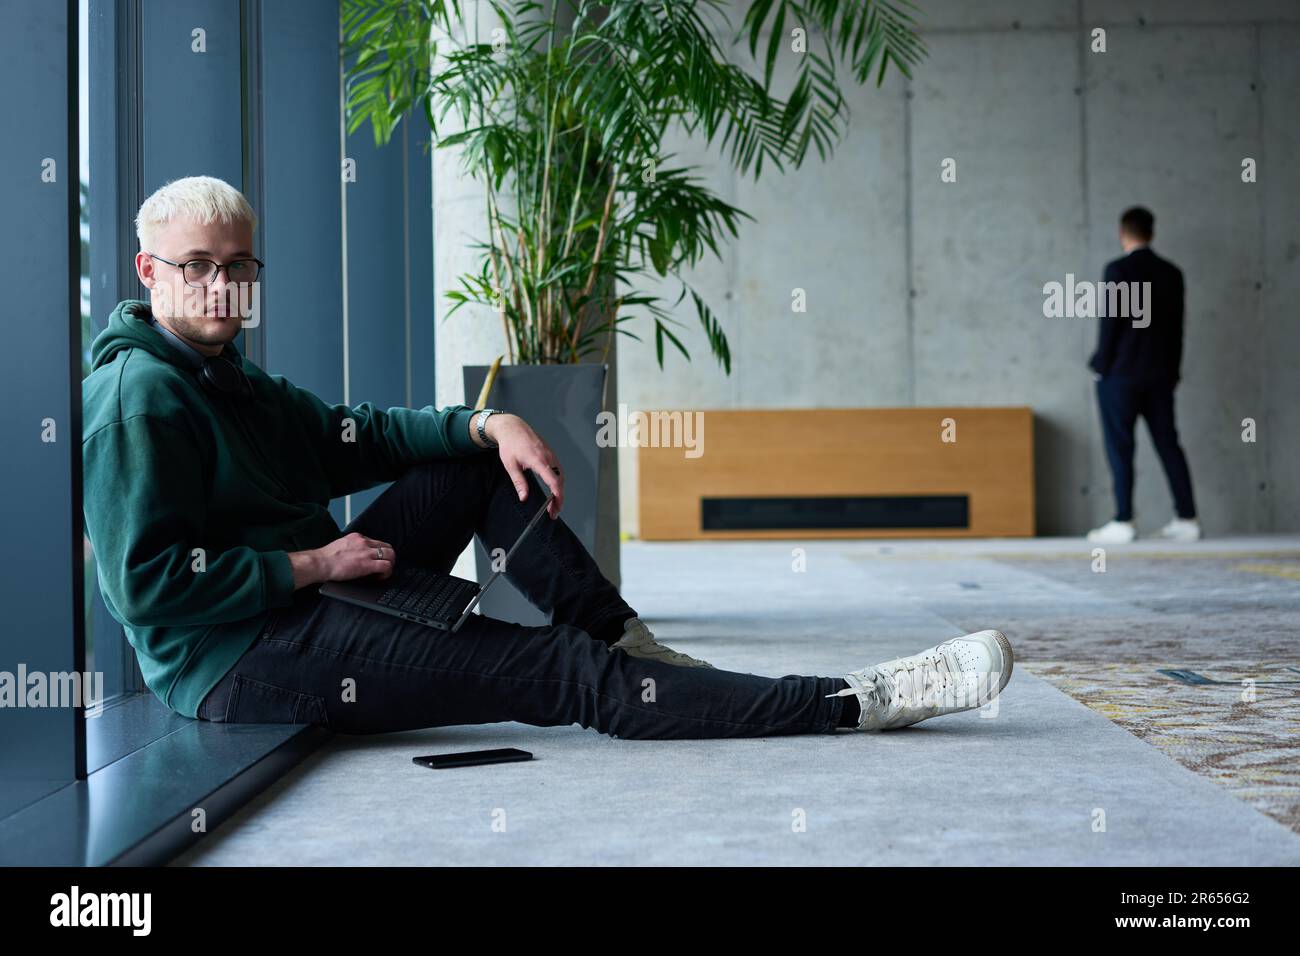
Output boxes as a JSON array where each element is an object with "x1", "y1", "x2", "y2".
[{"x1": 319, "y1": 471, "x2": 555, "y2": 633}]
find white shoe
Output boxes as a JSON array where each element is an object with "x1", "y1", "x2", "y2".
[
  {"x1": 610, "y1": 617, "x2": 714, "y2": 668},
  {"x1": 829, "y1": 630, "x2": 1014, "y2": 731},
  {"x1": 1158, "y1": 518, "x2": 1201, "y2": 541},
  {"x1": 1086, "y1": 519, "x2": 1136, "y2": 544}
]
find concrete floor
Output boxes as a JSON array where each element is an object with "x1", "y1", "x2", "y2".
[{"x1": 174, "y1": 535, "x2": 1300, "y2": 866}]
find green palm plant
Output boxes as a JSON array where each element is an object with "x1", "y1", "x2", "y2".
[{"x1": 342, "y1": 0, "x2": 925, "y2": 372}]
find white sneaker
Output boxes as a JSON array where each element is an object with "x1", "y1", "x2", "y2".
[
  {"x1": 828, "y1": 630, "x2": 1014, "y2": 731},
  {"x1": 1086, "y1": 519, "x2": 1136, "y2": 544},
  {"x1": 1158, "y1": 518, "x2": 1201, "y2": 541},
  {"x1": 610, "y1": 617, "x2": 714, "y2": 668}
]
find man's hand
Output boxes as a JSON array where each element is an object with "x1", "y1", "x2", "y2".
[
  {"x1": 289, "y1": 532, "x2": 396, "y2": 589},
  {"x1": 475, "y1": 412, "x2": 565, "y2": 518}
]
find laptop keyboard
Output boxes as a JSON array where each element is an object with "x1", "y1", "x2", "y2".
[{"x1": 376, "y1": 566, "x2": 477, "y2": 621}]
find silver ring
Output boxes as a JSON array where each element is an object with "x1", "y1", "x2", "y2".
[{"x1": 375, "y1": 547, "x2": 383, "y2": 560}]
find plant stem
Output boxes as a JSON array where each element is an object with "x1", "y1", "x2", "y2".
[
  {"x1": 488, "y1": 189, "x2": 524, "y2": 358},
  {"x1": 570, "y1": 162, "x2": 620, "y2": 354},
  {"x1": 486, "y1": 239, "x2": 514, "y2": 364}
]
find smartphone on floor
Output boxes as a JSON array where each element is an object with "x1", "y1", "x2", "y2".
[{"x1": 413, "y1": 748, "x2": 533, "y2": 770}]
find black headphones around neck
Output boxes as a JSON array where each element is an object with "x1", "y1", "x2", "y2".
[{"x1": 146, "y1": 311, "x2": 254, "y2": 403}]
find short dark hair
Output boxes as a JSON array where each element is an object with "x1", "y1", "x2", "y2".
[{"x1": 1119, "y1": 206, "x2": 1154, "y2": 241}]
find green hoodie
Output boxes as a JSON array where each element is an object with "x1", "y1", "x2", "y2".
[{"x1": 83, "y1": 299, "x2": 483, "y2": 718}]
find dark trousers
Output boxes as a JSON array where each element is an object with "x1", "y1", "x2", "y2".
[
  {"x1": 1096, "y1": 376, "x2": 1197, "y2": 522},
  {"x1": 197, "y1": 453, "x2": 849, "y2": 738}
]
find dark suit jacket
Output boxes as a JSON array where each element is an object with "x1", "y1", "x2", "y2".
[{"x1": 1088, "y1": 246, "x2": 1185, "y2": 383}]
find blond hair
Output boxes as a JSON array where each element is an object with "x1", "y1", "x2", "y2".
[{"x1": 135, "y1": 175, "x2": 257, "y2": 249}]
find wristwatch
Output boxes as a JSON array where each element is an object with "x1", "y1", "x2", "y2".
[{"x1": 475, "y1": 407, "x2": 504, "y2": 448}]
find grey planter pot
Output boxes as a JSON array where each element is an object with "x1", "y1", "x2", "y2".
[{"x1": 462, "y1": 364, "x2": 620, "y2": 626}]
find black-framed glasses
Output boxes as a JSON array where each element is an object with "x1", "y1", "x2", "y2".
[{"x1": 147, "y1": 253, "x2": 264, "y2": 288}]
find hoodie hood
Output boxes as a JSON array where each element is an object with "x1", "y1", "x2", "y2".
[{"x1": 90, "y1": 298, "x2": 242, "y2": 374}]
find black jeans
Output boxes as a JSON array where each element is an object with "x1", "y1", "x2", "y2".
[
  {"x1": 197, "y1": 453, "x2": 848, "y2": 738},
  {"x1": 1096, "y1": 376, "x2": 1197, "y2": 522}
]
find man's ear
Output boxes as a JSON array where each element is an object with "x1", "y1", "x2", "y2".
[{"x1": 135, "y1": 250, "x2": 155, "y2": 288}]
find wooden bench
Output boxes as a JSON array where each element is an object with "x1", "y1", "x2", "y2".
[{"x1": 637, "y1": 407, "x2": 1034, "y2": 539}]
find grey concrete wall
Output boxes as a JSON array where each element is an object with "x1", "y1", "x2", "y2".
[{"x1": 614, "y1": 0, "x2": 1300, "y2": 536}]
